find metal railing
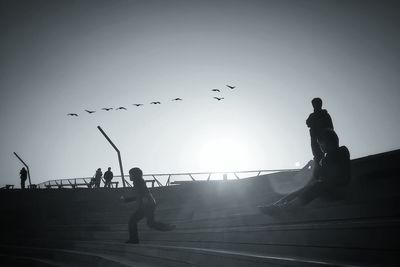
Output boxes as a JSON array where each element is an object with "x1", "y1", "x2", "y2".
[{"x1": 36, "y1": 168, "x2": 300, "y2": 189}]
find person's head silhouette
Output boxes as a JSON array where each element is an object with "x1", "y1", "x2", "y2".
[
  {"x1": 129, "y1": 167, "x2": 143, "y2": 183},
  {"x1": 318, "y1": 129, "x2": 339, "y2": 154},
  {"x1": 108, "y1": 167, "x2": 111, "y2": 171},
  {"x1": 311, "y1": 97, "x2": 323, "y2": 111}
]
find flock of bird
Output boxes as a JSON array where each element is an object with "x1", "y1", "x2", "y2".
[{"x1": 67, "y1": 84, "x2": 236, "y2": 117}]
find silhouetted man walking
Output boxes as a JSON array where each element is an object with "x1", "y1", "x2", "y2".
[
  {"x1": 19, "y1": 167, "x2": 27, "y2": 189},
  {"x1": 121, "y1": 167, "x2": 175, "y2": 244},
  {"x1": 306, "y1": 98, "x2": 334, "y2": 162},
  {"x1": 104, "y1": 167, "x2": 113, "y2": 188}
]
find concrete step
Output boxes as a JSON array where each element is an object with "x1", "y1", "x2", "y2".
[
  {"x1": 71, "y1": 240, "x2": 386, "y2": 267},
  {"x1": 45, "y1": 196, "x2": 400, "y2": 230},
  {"x1": 0, "y1": 244, "x2": 155, "y2": 267},
  {"x1": 140, "y1": 217, "x2": 400, "y2": 250},
  {"x1": 40, "y1": 218, "x2": 400, "y2": 261},
  {"x1": 0, "y1": 254, "x2": 60, "y2": 267},
  {"x1": 34, "y1": 212, "x2": 400, "y2": 265}
]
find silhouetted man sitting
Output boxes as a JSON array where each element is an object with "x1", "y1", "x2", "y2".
[
  {"x1": 260, "y1": 129, "x2": 351, "y2": 213},
  {"x1": 20, "y1": 167, "x2": 27, "y2": 189},
  {"x1": 121, "y1": 167, "x2": 175, "y2": 244},
  {"x1": 104, "y1": 167, "x2": 113, "y2": 188},
  {"x1": 306, "y1": 98, "x2": 334, "y2": 162}
]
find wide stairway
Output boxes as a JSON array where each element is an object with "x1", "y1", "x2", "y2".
[{"x1": 1, "y1": 150, "x2": 400, "y2": 266}]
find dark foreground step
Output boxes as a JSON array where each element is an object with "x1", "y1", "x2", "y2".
[
  {"x1": 42, "y1": 196, "x2": 400, "y2": 234},
  {"x1": 41, "y1": 217, "x2": 400, "y2": 249},
  {"x1": 0, "y1": 254, "x2": 59, "y2": 267},
  {"x1": 36, "y1": 217, "x2": 400, "y2": 266},
  {"x1": 72, "y1": 240, "x2": 387, "y2": 267},
  {"x1": 0, "y1": 244, "x2": 155, "y2": 267}
]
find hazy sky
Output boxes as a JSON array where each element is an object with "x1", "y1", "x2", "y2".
[{"x1": 1, "y1": 0, "x2": 400, "y2": 187}]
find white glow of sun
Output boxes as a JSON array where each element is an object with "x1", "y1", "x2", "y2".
[{"x1": 197, "y1": 133, "x2": 253, "y2": 173}]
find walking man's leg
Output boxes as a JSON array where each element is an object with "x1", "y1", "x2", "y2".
[
  {"x1": 145, "y1": 204, "x2": 173, "y2": 231},
  {"x1": 128, "y1": 209, "x2": 145, "y2": 243}
]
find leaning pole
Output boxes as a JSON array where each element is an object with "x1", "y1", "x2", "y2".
[
  {"x1": 13, "y1": 152, "x2": 32, "y2": 187},
  {"x1": 97, "y1": 126, "x2": 126, "y2": 188}
]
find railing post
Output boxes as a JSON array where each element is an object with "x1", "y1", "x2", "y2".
[
  {"x1": 13, "y1": 152, "x2": 32, "y2": 188},
  {"x1": 97, "y1": 126, "x2": 126, "y2": 188},
  {"x1": 166, "y1": 175, "x2": 171, "y2": 186}
]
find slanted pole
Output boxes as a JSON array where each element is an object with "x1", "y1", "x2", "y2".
[
  {"x1": 13, "y1": 152, "x2": 32, "y2": 187},
  {"x1": 97, "y1": 126, "x2": 126, "y2": 188}
]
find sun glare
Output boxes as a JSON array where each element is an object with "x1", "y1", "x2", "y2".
[{"x1": 197, "y1": 133, "x2": 253, "y2": 173}]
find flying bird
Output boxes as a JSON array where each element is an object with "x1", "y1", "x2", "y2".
[
  {"x1": 211, "y1": 89, "x2": 220, "y2": 92},
  {"x1": 102, "y1": 108, "x2": 113, "y2": 111},
  {"x1": 150, "y1": 102, "x2": 161, "y2": 104},
  {"x1": 213, "y1": 97, "x2": 224, "y2": 101},
  {"x1": 116, "y1": 107, "x2": 127, "y2": 110},
  {"x1": 172, "y1": 98, "x2": 182, "y2": 101},
  {"x1": 132, "y1": 104, "x2": 144, "y2": 107},
  {"x1": 226, "y1": 85, "x2": 235, "y2": 89},
  {"x1": 85, "y1": 109, "x2": 96, "y2": 114},
  {"x1": 67, "y1": 113, "x2": 79, "y2": 116}
]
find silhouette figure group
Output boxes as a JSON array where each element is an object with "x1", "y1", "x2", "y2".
[
  {"x1": 89, "y1": 167, "x2": 114, "y2": 188},
  {"x1": 259, "y1": 97, "x2": 351, "y2": 213},
  {"x1": 67, "y1": 84, "x2": 236, "y2": 117},
  {"x1": 52, "y1": 96, "x2": 353, "y2": 245}
]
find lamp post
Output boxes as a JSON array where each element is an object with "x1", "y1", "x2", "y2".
[
  {"x1": 97, "y1": 126, "x2": 126, "y2": 188},
  {"x1": 13, "y1": 152, "x2": 31, "y2": 188}
]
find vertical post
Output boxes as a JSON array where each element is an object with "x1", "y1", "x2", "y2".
[
  {"x1": 97, "y1": 126, "x2": 126, "y2": 188},
  {"x1": 13, "y1": 152, "x2": 32, "y2": 188}
]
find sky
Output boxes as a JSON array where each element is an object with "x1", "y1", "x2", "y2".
[{"x1": 1, "y1": 0, "x2": 400, "y2": 187}]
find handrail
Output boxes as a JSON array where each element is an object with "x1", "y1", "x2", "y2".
[{"x1": 36, "y1": 168, "x2": 300, "y2": 189}]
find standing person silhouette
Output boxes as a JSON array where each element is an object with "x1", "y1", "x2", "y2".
[
  {"x1": 19, "y1": 167, "x2": 27, "y2": 189},
  {"x1": 90, "y1": 168, "x2": 102, "y2": 188},
  {"x1": 306, "y1": 98, "x2": 334, "y2": 162},
  {"x1": 121, "y1": 167, "x2": 175, "y2": 244},
  {"x1": 104, "y1": 167, "x2": 113, "y2": 188},
  {"x1": 94, "y1": 168, "x2": 102, "y2": 188}
]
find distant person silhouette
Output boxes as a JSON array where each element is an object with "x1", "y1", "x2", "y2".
[
  {"x1": 104, "y1": 167, "x2": 113, "y2": 188},
  {"x1": 259, "y1": 129, "x2": 350, "y2": 213},
  {"x1": 19, "y1": 167, "x2": 28, "y2": 189},
  {"x1": 95, "y1": 168, "x2": 102, "y2": 188},
  {"x1": 90, "y1": 168, "x2": 102, "y2": 188},
  {"x1": 121, "y1": 167, "x2": 175, "y2": 244},
  {"x1": 306, "y1": 98, "x2": 334, "y2": 162}
]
